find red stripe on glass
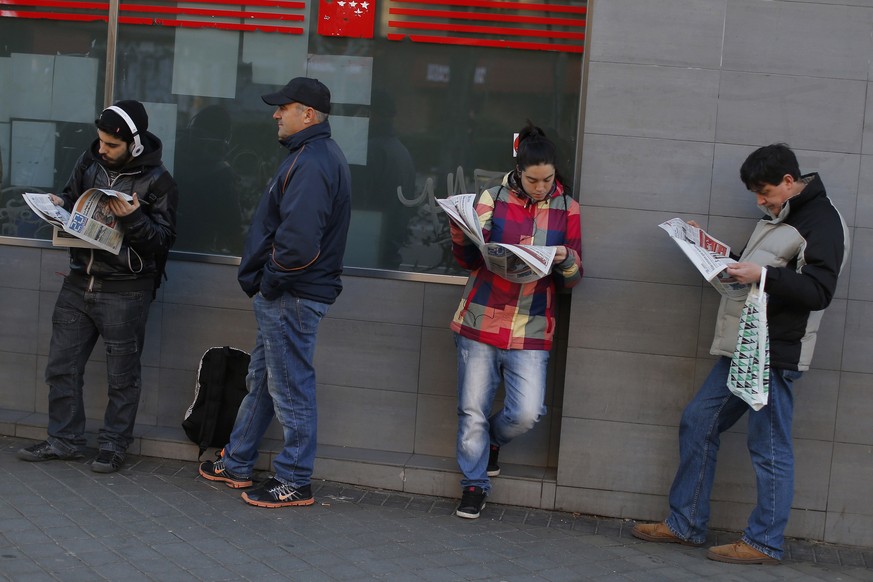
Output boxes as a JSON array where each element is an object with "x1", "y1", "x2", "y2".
[
  {"x1": 390, "y1": 0, "x2": 585, "y2": 15},
  {"x1": 120, "y1": 14, "x2": 304, "y2": 32},
  {"x1": 389, "y1": 7, "x2": 584, "y2": 27},
  {"x1": 1, "y1": 0, "x2": 307, "y2": 30},
  {"x1": 0, "y1": 8, "x2": 104, "y2": 18},
  {"x1": 387, "y1": 19, "x2": 584, "y2": 39},
  {"x1": 0, "y1": 0, "x2": 306, "y2": 7},
  {"x1": 120, "y1": 4, "x2": 305, "y2": 21}
]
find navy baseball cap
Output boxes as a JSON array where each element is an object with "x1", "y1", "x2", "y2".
[{"x1": 261, "y1": 77, "x2": 331, "y2": 114}]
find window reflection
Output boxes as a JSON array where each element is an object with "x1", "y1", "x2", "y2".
[
  {"x1": 0, "y1": 19, "x2": 106, "y2": 240},
  {"x1": 0, "y1": 3, "x2": 583, "y2": 276},
  {"x1": 351, "y1": 41, "x2": 581, "y2": 274},
  {"x1": 174, "y1": 104, "x2": 244, "y2": 255}
]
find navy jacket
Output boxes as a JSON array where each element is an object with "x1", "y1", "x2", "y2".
[{"x1": 238, "y1": 121, "x2": 351, "y2": 304}]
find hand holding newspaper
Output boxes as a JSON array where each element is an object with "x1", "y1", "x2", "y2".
[
  {"x1": 22, "y1": 189, "x2": 133, "y2": 255},
  {"x1": 437, "y1": 193, "x2": 557, "y2": 284},
  {"x1": 659, "y1": 218, "x2": 750, "y2": 300}
]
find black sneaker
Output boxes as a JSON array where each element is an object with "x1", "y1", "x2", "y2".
[
  {"x1": 91, "y1": 450, "x2": 125, "y2": 473},
  {"x1": 199, "y1": 455, "x2": 252, "y2": 489},
  {"x1": 16, "y1": 441, "x2": 82, "y2": 462},
  {"x1": 241, "y1": 477, "x2": 314, "y2": 508},
  {"x1": 487, "y1": 444, "x2": 501, "y2": 477},
  {"x1": 456, "y1": 485, "x2": 487, "y2": 519}
]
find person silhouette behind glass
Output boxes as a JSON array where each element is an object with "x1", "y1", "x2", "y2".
[
  {"x1": 367, "y1": 91, "x2": 416, "y2": 268},
  {"x1": 175, "y1": 104, "x2": 243, "y2": 255}
]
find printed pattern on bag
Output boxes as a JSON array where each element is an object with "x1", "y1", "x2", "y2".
[{"x1": 727, "y1": 268, "x2": 770, "y2": 410}]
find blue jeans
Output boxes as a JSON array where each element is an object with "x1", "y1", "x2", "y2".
[
  {"x1": 223, "y1": 293, "x2": 328, "y2": 487},
  {"x1": 454, "y1": 333, "x2": 548, "y2": 493},
  {"x1": 45, "y1": 279, "x2": 152, "y2": 454},
  {"x1": 665, "y1": 356, "x2": 802, "y2": 560}
]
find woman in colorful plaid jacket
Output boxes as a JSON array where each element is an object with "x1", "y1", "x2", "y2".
[{"x1": 450, "y1": 123, "x2": 582, "y2": 519}]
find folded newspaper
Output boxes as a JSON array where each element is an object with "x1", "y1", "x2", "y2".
[
  {"x1": 659, "y1": 218, "x2": 750, "y2": 300},
  {"x1": 437, "y1": 193, "x2": 556, "y2": 284},
  {"x1": 22, "y1": 189, "x2": 133, "y2": 255}
]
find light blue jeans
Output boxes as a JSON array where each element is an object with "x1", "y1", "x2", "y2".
[
  {"x1": 665, "y1": 356, "x2": 802, "y2": 560},
  {"x1": 454, "y1": 333, "x2": 548, "y2": 493},
  {"x1": 222, "y1": 293, "x2": 328, "y2": 487}
]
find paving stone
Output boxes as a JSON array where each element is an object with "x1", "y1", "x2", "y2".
[{"x1": 1, "y1": 435, "x2": 871, "y2": 581}]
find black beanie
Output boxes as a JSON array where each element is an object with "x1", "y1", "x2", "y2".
[{"x1": 95, "y1": 100, "x2": 149, "y2": 143}]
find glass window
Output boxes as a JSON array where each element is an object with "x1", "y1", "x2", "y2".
[
  {"x1": 0, "y1": 18, "x2": 107, "y2": 239},
  {"x1": 1, "y1": 0, "x2": 585, "y2": 275},
  {"x1": 356, "y1": 39, "x2": 583, "y2": 274}
]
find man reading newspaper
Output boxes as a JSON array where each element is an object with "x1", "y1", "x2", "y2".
[
  {"x1": 17, "y1": 100, "x2": 178, "y2": 474},
  {"x1": 634, "y1": 143, "x2": 849, "y2": 564}
]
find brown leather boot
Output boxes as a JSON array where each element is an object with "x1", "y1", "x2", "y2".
[
  {"x1": 631, "y1": 522, "x2": 704, "y2": 547},
  {"x1": 707, "y1": 540, "x2": 779, "y2": 565}
]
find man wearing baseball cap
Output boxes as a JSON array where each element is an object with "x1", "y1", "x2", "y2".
[
  {"x1": 199, "y1": 77, "x2": 352, "y2": 508},
  {"x1": 17, "y1": 99, "x2": 178, "y2": 473}
]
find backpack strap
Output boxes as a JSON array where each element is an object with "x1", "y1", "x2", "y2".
[{"x1": 149, "y1": 170, "x2": 176, "y2": 299}]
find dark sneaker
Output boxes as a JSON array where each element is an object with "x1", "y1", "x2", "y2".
[
  {"x1": 455, "y1": 485, "x2": 487, "y2": 519},
  {"x1": 487, "y1": 444, "x2": 501, "y2": 477},
  {"x1": 199, "y1": 456, "x2": 252, "y2": 489},
  {"x1": 91, "y1": 450, "x2": 125, "y2": 473},
  {"x1": 241, "y1": 477, "x2": 314, "y2": 508},
  {"x1": 17, "y1": 441, "x2": 82, "y2": 462}
]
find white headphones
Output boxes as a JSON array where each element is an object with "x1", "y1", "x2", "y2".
[{"x1": 106, "y1": 105, "x2": 144, "y2": 157}]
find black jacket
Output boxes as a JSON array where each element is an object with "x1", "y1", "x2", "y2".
[
  {"x1": 711, "y1": 173, "x2": 849, "y2": 370},
  {"x1": 59, "y1": 131, "x2": 178, "y2": 291}
]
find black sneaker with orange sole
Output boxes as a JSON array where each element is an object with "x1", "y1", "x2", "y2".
[
  {"x1": 241, "y1": 478, "x2": 314, "y2": 508},
  {"x1": 199, "y1": 454, "x2": 253, "y2": 488}
]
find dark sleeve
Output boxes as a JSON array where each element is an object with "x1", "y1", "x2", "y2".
[
  {"x1": 118, "y1": 169, "x2": 178, "y2": 257},
  {"x1": 764, "y1": 214, "x2": 845, "y2": 311},
  {"x1": 554, "y1": 199, "x2": 582, "y2": 289}
]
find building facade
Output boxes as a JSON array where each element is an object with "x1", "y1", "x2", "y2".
[{"x1": 1, "y1": 0, "x2": 871, "y2": 547}]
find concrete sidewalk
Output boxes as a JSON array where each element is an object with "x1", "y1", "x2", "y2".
[{"x1": 1, "y1": 436, "x2": 871, "y2": 582}]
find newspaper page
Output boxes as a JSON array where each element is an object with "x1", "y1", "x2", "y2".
[
  {"x1": 659, "y1": 218, "x2": 750, "y2": 300},
  {"x1": 21, "y1": 192, "x2": 69, "y2": 228},
  {"x1": 437, "y1": 194, "x2": 485, "y2": 246},
  {"x1": 21, "y1": 193, "x2": 94, "y2": 249},
  {"x1": 437, "y1": 194, "x2": 557, "y2": 284},
  {"x1": 22, "y1": 189, "x2": 132, "y2": 255}
]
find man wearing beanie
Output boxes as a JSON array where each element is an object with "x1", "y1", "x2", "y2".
[
  {"x1": 17, "y1": 99, "x2": 178, "y2": 473},
  {"x1": 198, "y1": 77, "x2": 351, "y2": 508}
]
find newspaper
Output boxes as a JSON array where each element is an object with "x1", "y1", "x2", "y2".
[
  {"x1": 437, "y1": 193, "x2": 557, "y2": 284},
  {"x1": 22, "y1": 189, "x2": 133, "y2": 255},
  {"x1": 659, "y1": 218, "x2": 750, "y2": 300}
]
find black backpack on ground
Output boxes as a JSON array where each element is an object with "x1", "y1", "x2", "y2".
[{"x1": 183, "y1": 346, "x2": 250, "y2": 457}]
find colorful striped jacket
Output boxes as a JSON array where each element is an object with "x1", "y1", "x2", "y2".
[{"x1": 450, "y1": 172, "x2": 582, "y2": 351}]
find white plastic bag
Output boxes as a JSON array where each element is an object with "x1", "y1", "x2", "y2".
[{"x1": 727, "y1": 268, "x2": 770, "y2": 411}]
